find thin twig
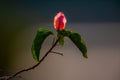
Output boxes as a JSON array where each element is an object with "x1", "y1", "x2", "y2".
[
  {"x1": 50, "y1": 51, "x2": 63, "y2": 56},
  {"x1": 0, "y1": 37, "x2": 60, "y2": 80}
]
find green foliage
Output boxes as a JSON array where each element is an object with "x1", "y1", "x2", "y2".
[
  {"x1": 31, "y1": 28, "x2": 53, "y2": 62},
  {"x1": 58, "y1": 30, "x2": 88, "y2": 58},
  {"x1": 59, "y1": 36, "x2": 64, "y2": 46},
  {"x1": 69, "y1": 32, "x2": 88, "y2": 58},
  {"x1": 57, "y1": 30, "x2": 71, "y2": 37},
  {"x1": 31, "y1": 28, "x2": 87, "y2": 62},
  {"x1": 57, "y1": 30, "x2": 71, "y2": 46},
  {"x1": 57, "y1": 34, "x2": 64, "y2": 46}
]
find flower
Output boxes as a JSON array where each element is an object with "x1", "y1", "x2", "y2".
[{"x1": 54, "y1": 12, "x2": 67, "y2": 30}]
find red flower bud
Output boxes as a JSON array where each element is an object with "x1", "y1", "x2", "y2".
[{"x1": 54, "y1": 12, "x2": 67, "y2": 30}]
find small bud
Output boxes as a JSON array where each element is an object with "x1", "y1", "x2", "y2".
[{"x1": 54, "y1": 12, "x2": 67, "y2": 30}]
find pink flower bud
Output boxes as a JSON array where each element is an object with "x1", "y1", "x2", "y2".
[{"x1": 54, "y1": 12, "x2": 67, "y2": 30}]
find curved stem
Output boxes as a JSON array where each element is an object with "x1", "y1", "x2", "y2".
[{"x1": 1, "y1": 37, "x2": 60, "y2": 80}]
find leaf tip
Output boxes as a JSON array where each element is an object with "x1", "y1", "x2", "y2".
[
  {"x1": 82, "y1": 48, "x2": 88, "y2": 59},
  {"x1": 84, "y1": 54, "x2": 88, "y2": 59},
  {"x1": 31, "y1": 45, "x2": 39, "y2": 62}
]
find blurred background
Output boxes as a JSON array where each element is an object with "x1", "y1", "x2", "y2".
[{"x1": 0, "y1": 0, "x2": 120, "y2": 80}]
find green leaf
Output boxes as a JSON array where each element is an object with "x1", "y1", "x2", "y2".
[
  {"x1": 32, "y1": 28, "x2": 53, "y2": 62},
  {"x1": 57, "y1": 30, "x2": 71, "y2": 46},
  {"x1": 58, "y1": 30, "x2": 88, "y2": 58},
  {"x1": 69, "y1": 32, "x2": 88, "y2": 58},
  {"x1": 57, "y1": 30, "x2": 71, "y2": 37},
  {"x1": 58, "y1": 36, "x2": 64, "y2": 46}
]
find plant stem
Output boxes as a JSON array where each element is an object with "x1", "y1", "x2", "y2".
[
  {"x1": 0, "y1": 37, "x2": 60, "y2": 80},
  {"x1": 50, "y1": 51, "x2": 63, "y2": 56}
]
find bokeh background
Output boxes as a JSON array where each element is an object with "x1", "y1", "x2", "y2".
[{"x1": 0, "y1": 0, "x2": 120, "y2": 80}]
